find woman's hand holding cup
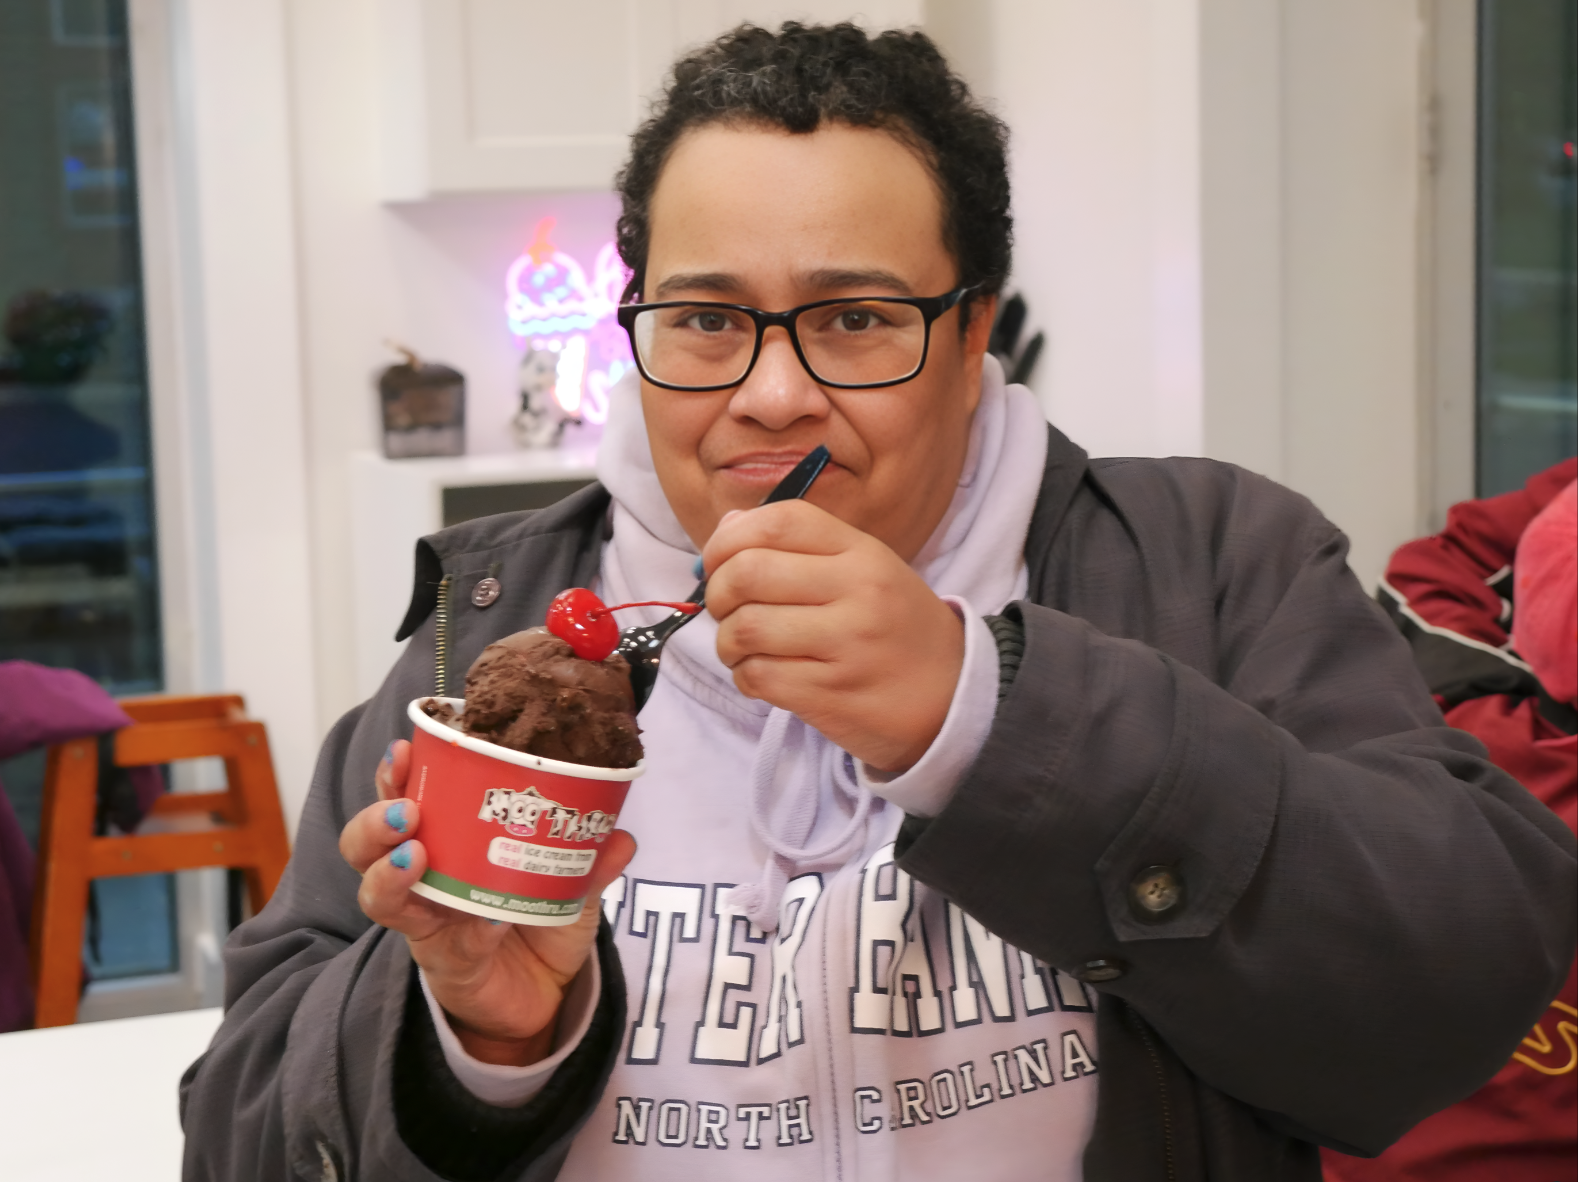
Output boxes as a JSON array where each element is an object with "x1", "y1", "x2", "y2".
[{"x1": 339, "y1": 739, "x2": 636, "y2": 1066}]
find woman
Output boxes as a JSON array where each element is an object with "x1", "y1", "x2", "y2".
[{"x1": 180, "y1": 24, "x2": 1575, "y2": 1182}]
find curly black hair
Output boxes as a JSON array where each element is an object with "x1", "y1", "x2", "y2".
[{"x1": 614, "y1": 22, "x2": 1011, "y2": 325}]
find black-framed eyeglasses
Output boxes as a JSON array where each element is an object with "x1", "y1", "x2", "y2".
[{"x1": 616, "y1": 286, "x2": 975, "y2": 392}]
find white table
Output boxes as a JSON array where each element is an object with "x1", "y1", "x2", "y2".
[{"x1": 0, "y1": 1008, "x2": 223, "y2": 1181}]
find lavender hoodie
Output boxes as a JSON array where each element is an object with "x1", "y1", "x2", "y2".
[{"x1": 424, "y1": 362, "x2": 1102, "y2": 1179}]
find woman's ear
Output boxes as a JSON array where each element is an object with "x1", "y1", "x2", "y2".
[{"x1": 964, "y1": 294, "x2": 998, "y2": 358}]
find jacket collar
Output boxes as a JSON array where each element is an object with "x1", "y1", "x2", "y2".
[
  {"x1": 395, "y1": 482, "x2": 612, "y2": 644},
  {"x1": 1024, "y1": 423, "x2": 1091, "y2": 597}
]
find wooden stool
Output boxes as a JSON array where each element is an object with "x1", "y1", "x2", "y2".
[{"x1": 28, "y1": 693, "x2": 292, "y2": 1027}]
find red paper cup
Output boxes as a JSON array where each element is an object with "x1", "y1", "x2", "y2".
[{"x1": 405, "y1": 697, "x2": 643, "y2": 925}]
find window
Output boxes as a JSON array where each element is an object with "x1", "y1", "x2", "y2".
[
  {"x1": 0, "y1": 0, "x2": 174, "y2": 982},
  {"x1": 1476, "y1": 0, "x2": 1578, "y2": 494}
]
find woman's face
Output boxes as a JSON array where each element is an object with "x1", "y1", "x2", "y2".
[{"x1": 639, "y1": 121, "x2": 994, "y2": 562}]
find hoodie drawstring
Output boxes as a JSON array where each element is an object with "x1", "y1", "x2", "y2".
[{"x1": 732, "y1": 709, "x2": 875, "y2": 931}]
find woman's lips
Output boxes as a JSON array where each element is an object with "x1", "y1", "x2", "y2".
[{"x1": 717, "y1": 452, "x2": 836, "y2": 485}]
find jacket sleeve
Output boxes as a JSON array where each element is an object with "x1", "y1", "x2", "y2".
[
  {"x1": 178, "y1": 614, "x2": 621, "y2": 1181},
  {"x1": 896, "y1": 503, "x2": 1578, "y2": 1155}
]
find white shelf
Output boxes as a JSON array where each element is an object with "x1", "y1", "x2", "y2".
[
  {"x1": 358, "y1": 446, "x2": 599, "y2": 490},
  {"x1": 350, "y1": 447, "x2": 599, "y2": 699}
]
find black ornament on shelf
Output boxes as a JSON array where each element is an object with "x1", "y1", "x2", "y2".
[
  {"x1": 378, "y1": 343, "x2": 466, "y2": 459},
  {"x1": 988, "y1": 292, "x2": 1046, "y2": 388}
]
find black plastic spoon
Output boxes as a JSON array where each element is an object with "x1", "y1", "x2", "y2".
[{"x1": 618, "y1": 445, "x2": 832, "y2": 710}]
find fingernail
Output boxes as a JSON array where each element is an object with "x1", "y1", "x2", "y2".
[
  {"x1": 382, "y1": 741, "x2": 395, "y2": 767},
  {"x1": 692, "y1": 556, "x2": 705, "y2": 579},
  {"x1": 488, "y1": 919, "x2": 501, "y2": 926},
  {"x1": 385, "y1": 800, "x2": 409, "y2": 834},
  {"x1": 390, "y1": 841, "x2": 413, "y2": 871}
]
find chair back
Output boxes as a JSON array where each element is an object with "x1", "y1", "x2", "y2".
[{"x1": 29, "y1": 693, "x2": 291, "y2": 1027}]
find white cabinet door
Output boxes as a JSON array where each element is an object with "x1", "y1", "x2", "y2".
[{"x1": 379, "y1": 0, "x2": 923, "y2": 200}]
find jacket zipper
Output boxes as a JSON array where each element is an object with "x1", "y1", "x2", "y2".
[
  {"x1": 1133, "y1": 1009, "x2": 1178, "y2": 1182},
  {"x1": 435, "y1": 574, "x2": 452, "y2": 697}
]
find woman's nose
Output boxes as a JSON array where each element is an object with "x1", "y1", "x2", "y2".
[{"x1": 728, "y1": 327, "x2": 830, "y2": 430}]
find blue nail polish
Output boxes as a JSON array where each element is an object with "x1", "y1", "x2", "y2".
[
  {"x1": 488, "y1": 919, "x2": 502, "y2": 926},
  {"x1": 692, "y1": 556, "x2": 705, "y2": 579},
  {"x1": 382, "y1": 741, "x2": 395, "y2": 766},
  {"x1": 390, "y1": 841, "x2": 413, "y2": 871},
  {"x1": 385, "y1": 800, "x2": 409, "y2": 834}
]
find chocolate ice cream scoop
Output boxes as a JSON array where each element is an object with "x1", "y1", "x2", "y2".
[{"x1": 456, "y1": 627, "x2": 643, "y2": 769}]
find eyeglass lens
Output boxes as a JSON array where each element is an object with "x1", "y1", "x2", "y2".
[{"x1": 631, "y1": 301, "x2": 928, "y2": 389}]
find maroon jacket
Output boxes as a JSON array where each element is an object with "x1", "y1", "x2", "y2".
[{"x1": 1327, "y1": 458, "x2": 1578, "y2": 1182}]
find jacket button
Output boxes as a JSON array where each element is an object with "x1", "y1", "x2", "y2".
[
  {"x1": 470, "y1": 577, "x2": 501, "y2": 608},
  {"x1": 1073, "y1": 959, "x2": 1126, "y2": 983},
  {"x1": 1130, "y1": 864, "x2": 1184, "y2": 921}
]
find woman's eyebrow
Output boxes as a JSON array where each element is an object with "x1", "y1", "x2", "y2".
[
  {"x1": 649, "y1": 268, "x2": 916, "y2": 300},
  {"x1": 651, "y1": 272, "x2": 744, "y2": 298},
  {"x1": 801, "y1": 267, "x2": 913, "y2": 295}
]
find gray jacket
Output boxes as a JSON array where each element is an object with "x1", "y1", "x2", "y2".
[{"x1": 179, "y1": 427, "x2": 1577, "y2": 1181}]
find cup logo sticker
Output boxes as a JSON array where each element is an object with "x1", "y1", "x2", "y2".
[{"x1": 478, "y1": 786, "x2": 617, "y2": 844}]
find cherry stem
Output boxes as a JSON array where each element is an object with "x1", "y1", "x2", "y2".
[{"x1": 586, "y1": 600, "x2": 702, "y2": 620}]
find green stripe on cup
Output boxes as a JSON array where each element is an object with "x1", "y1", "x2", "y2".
[{"x1": 419, "y1": 869, "x2": 583, "y2": 918}]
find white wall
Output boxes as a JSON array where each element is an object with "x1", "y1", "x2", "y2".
[
  {"x1": 1278, "y1": 1, "x2": 1428, "y2": 590},
  {"x1": 963, "y1": 0, "x2": 1206, "y2": 461},
  {"x1": 132, "y1": 0, "x2": 319, "y2": 834},
  {"x1": 931, "y1": 0, "x2": 1207, "y2": 460},
  {"x1": 932, "y1": 0, "x2": 1439, "y2": 590}
]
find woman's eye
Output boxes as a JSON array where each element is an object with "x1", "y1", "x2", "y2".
[
  {"x1": 689, "y1": 311, "x2": 729, "y2": 332},
  {"x1": 838, "y1": 309, "x2": 873, "y2": 331}
]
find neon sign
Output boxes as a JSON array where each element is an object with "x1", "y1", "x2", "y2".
[{"x1": 504, "y1": 218, "x2": 631, "y2": 427}]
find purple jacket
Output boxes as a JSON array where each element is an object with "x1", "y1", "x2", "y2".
[{"x1": 0, "y1": 661, "x2": 164, "y2": 1031}]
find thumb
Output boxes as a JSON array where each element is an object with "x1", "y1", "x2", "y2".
[
  {"x1": 546, "y1": 829, "x2": 635, "y2": 954},
  {"x1": 584, "y1": 829, "x2": 636, "y2": 913}
]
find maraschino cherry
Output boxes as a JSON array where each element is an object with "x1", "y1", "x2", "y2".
[{"x1": 545, "y1": 588, "x2": 700, "y2": 662}]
